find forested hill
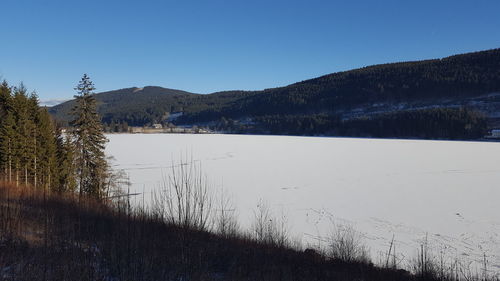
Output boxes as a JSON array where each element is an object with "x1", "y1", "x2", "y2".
[
  {"x1": 49, "y1": 86, "x2": 199, "y2": 126},
  {"x1": 50, "y1": 48, "x2": 500, "y2": 139}
]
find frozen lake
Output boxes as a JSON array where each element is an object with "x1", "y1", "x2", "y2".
[{"x1": 106, "y1": 133, "x2": 500, "y2": 273}]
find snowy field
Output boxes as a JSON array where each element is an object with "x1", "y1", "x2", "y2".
[{"x1": 106, "y1": 133, "x2": 500, "y2": 273}]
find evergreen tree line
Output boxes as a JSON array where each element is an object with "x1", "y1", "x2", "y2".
[
  {"x1": 0, "y1": 81, "x2": 73, "y2": 191},
  {"x1": 0, "y1": 75, "x2": 112, "y2": 198},
  {"x1": 215, "y1": 107, "x2": 487, "y2": 139},
  {"x1": 342, "y1": 107, "x2": 488, "y2": 139},
  {"x1": 253, "y1": 114, "x2": 340, "y2": 135}
]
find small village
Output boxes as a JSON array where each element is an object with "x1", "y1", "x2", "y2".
[{"x1": 128, "y1": 123, "x2": 211, "y2": 134}]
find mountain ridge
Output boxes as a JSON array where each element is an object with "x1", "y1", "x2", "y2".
[{"x1": 49, "y1": 47, "x2": 500, "y2": 138}]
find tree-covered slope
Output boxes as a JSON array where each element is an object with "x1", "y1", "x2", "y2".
[
  {"x1": 50, "y1": 48, "x2": 500, "y2": 138},
  {"x1": 50, "y1": 86, "x2": 200, "y2": 126},
  {"x1": 177, "y1": 48, "x2": 500, "y2": 123}
]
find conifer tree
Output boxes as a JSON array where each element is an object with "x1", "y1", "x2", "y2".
[
  {"x1": 27, "y1": 92, "x2": 40, "y2": 188},
  {"x1": 11, "y1": 85, "x2": 34, "y2": 186},
  {"x1": 55, "y1": 127, "x2": 76, "y2": 193},
  {"x1": 0, "y1": 81, "x2": 10, "y2": 119},
  {"x1": 37, "y1": 108, "x2": 58, "y2": 191},
  {"x1": 0, "y1": 80, "x2": 76, "y2": 190},
  {"x1": 0, "y1": 82, "x2": 14, "y2": 181},
  {"x1": 70, "y1": 74, "x2": 108, "y2": 198},
  {"x1": 0, "y1": 112, "x2": 16, "y2": 182}
]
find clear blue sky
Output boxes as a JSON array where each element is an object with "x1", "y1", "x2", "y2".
[{"x1": 1, "y1": 0, "x2": 500, "y2": 102}]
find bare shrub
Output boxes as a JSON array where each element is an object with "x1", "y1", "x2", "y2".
[
  {"x1": 103, "y1": 156, "x2": 129, "y2": 200},
  {"x1": 152, "y1": 159, "x2": 213, "y2": 231},
  {"x1": 214, "y1": 188, "x2": 239, "y2": 237},
  {"x1": 0, "y1": 182, "x2": 422, "y2": 281},
  {"x1": 328, "y1": 223, "x2": 370, "y2": 263},
  {"x1": 275, "y1": 209, "x2": 291, "y2": 247},
  {"x1": 410, "y1": 234, "x2": 442, "y2": 280},
  {"x1": 252, "y1": 199, "x2": 274, "y2": 243},
  {"x1": 410, "y1": 236, "x2": 459, "y2": 281},
  {"x1": 407, "y1": 236, "x2": 500, "y2": 281},
  {"x1": 251, "y1": 199, "x2": 290, "y2": 247}
]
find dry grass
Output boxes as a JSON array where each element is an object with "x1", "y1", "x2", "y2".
[{"x1": 0, "y1": 181, "x2": 421, "y2": 281}]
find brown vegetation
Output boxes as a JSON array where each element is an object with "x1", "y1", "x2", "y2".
[
  {"x1": 0, "y1": 182, "x2": 419, "y2": 281},
  {"x1": 1, "y1": 160, "x2": 496, "y2": 281}
]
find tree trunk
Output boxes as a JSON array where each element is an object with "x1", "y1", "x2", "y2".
[
  {"x1": 34, "y1": 135, "x2": 37, "y2": 189},
  {"x1": 8, "y1": 139, "x2": 11, "y2": 182}
]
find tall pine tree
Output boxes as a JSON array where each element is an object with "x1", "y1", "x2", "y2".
[
  {"x1": 70, "y1": 74, "x2": 108, "y2": 198},
  {"x1": 0, "y1": 82, "x2": 14, "y2": 182},
  {"x1": 37, "y1": 108, "x2": 58, "y2": 191},
  {"x1": 11, "y1": 85, "x2": 34, "y2": 186},
  {"x1": 55, "y1": 126, "x2": 76, "y2": 193}
]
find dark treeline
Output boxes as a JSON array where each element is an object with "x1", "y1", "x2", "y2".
[
  {"x1": 213, "y1": 108, "x2": 487, "y2": 140},
  {"x1": 342, "y1": 107, "x2": 487, "y2": 139},
  {"x1": 253, "y1": 114, "x2": 340, "y2": 135}
]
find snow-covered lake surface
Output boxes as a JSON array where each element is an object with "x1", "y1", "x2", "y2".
[{"x1": 106, "y1": 134, "x2": 500, "y2": 273}]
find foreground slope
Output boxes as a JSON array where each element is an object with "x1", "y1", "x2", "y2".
[{"x1": 0, "y1": 183, "x2": 417, "y2": 281}]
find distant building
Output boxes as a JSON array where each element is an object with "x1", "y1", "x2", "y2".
[
  {"x1": 130, "y1": 127, "x2": 144, "y2": 133},
  {"x1": 152, "y1": 123, "x2": 163, "y2": 129},
  {"x1": 125, "y1": 125, "x2": 211, "y2": 134}
]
